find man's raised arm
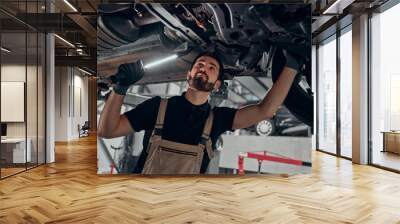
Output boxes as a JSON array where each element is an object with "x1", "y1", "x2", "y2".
[
  {"x1": 98, "y1": 61, "x2": 144, "y2": 138},
  {"x1": 232, "y1": 50, "x2": 300, "y2": 130}
]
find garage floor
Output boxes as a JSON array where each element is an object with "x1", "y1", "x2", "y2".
[{"x1": 0, "y1": 135, "x2": 399, "y2": 223}]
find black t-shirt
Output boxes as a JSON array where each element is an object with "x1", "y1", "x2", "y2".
[{"x1": 124, "y1": 92, "x2": 237, "y2": 173}]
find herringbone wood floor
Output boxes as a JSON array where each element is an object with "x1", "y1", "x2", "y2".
[{"x1": 1, "y1": 135, "x2": 400, "y2": 224}]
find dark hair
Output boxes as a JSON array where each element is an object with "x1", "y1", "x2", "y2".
[{"x1": 190, "y1": 52, "x2": 224, "y2": 81}]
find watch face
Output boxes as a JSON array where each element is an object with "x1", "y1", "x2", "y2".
[{"x1": 256, "y1": 120, "x2": 274, "y2": 136}]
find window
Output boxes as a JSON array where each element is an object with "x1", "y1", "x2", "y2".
[
  {"x1": 317, "y1": 36, "x2": 337, "y2": 154},
  {"x1": 0, "y1": 1, "x2": 47, "y2": 179},
  {"x1": 339, "y1": 28, "x2": 352, "y2": 158},
  {"x1": 370, "y1": 2, "x2": 400, "y2": 171}
]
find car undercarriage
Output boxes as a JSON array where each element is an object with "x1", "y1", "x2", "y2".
[{"x1": 97, "y1": 3, "x2": 313, "y2": 127}]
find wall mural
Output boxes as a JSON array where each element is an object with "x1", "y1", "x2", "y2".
[{"x1": 97, "y1": 3, "x2": 313, "y2": 175}]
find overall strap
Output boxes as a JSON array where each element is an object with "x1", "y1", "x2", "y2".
[
  {"x1": 202, "y1": 110, "x2": 214, "y2": 139},
  {"x1": 153, "y1": 98, "x2": 168, "y2": 136},
  {"x1": 200, "y1": 110, "x2": 215, "y2": 159},
  {"x1": 147, "y1": 98, "x2": 168, "y2": 153}
]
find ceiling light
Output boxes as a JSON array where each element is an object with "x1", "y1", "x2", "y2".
[
  {"x1": 78, "y1": 67, "x2": 93, "y2": 76},
  {"x1": 1, "y1": 47, "x2": 11, "y2": 53},
  {"x1": 63, "y1": 0, "x2": 78, "y2": 12},
  {"x1": 322, "y1": 0, "x2": 351, "y2": 15},
  {"x1": 54, "y1": 34, "x2": 75, "y2": 48},
  {"x1": 143, "y1": 54, "x2": 178, "y2": 69}
]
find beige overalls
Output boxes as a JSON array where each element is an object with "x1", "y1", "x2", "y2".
[{"x1": 142, "y1": 98, "x2": 215, "y2": 174}]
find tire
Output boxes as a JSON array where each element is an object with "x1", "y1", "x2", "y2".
[
  {"x1": 271, "y1": 48, "x2": 313, "y2": 127},
  {"x1": 256, "y1": 119, "x2": 275, "y2": 136}
]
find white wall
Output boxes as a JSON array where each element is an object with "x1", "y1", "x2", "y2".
[
  {"x1": 55, "y1": 66, "x2": 68, "y2": 141},
  {"x1": 1, "y1": 65, "x2": 40, "y2": 137},
  {"x1": 54, "y1": 67, "x2": 89, "y2": 141},
  {"x1": 1, "y1": 64, "x2": 26, "y2": 81},
  {"x1": 1, "y1": 65, "x2": 26, "y2": 133},
  {"x1": 74, "y1": 68, "x2": 89, "y2": 140},
  {"x1": 1, "y1": 64, "x2": 46, "y2": 163}
]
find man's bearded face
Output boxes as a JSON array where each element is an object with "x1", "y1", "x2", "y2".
[
  {"x1": 188, "y1": 70, "x2": 215, "y2": 92},
  {"x1": 188, "y1": 56, "x2": 220, "y2": 92}
]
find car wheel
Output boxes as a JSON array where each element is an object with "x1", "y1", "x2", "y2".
[
  {"x1": 271, "y1": 48, "x2": 313, "y2": 127},
  {"x1": 256, "y1": 119, "x2": 275, "y2": 136}
]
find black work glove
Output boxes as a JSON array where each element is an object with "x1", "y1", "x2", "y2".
[
  {"x1": 110, "y1": 60, "x2": 145, "y2": 95},
  {"x1": 282, "y1": 49, "x2": 301, "y2": 72}
]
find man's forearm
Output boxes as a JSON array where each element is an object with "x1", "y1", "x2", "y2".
[
  {"x1": 98, "y1": 91, "x2": 125, "y2": 137},
  {"x1": 258, "y1": 66, "x2": 297, "y2": 118}
]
